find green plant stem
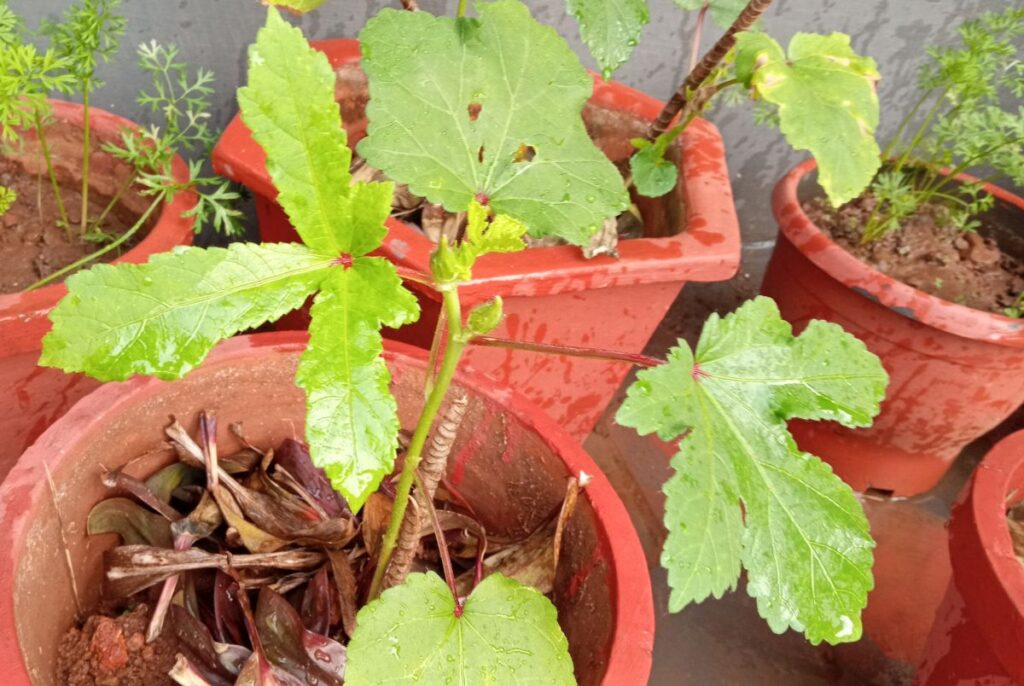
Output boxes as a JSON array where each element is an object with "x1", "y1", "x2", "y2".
[
  {"x1": 469, "y1": 335, "x2": 662, "y2": 368},
  {"x1": 80, "y1": 86, "x2": 91, "y2": 235},
  {"x1": 880, "y1": 88, "x2": 934, "y2": 160},
  {"x1": 34, "y1": 112, "x2": 70, "y2": 231},
  {"x1": 90, "y1": 173, "x2": 136, "y2": 233},
  {"x1": 369, "y1": 287, "x2": 467, "y2": 601},
  {"x1": 27, "y1": 193, "x2": 161, "y2": 290},
  {"x1": 456, "y1": 0, "x2": 467, "y2": 17}
]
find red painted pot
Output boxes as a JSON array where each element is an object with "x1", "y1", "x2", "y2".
[
  {"x1": 916, "y1": 429, "x2": 1024, "y2": 684},
  {"x1": 212, "y1": 38, "x2": 740, "y2": 441},
  {"x1": 0, "y1": 101, "x2": 195, "y2": 481},
  {"x1": 0, "y1": 333, "x2": 653, "y2": 686},
  {"x1": 761, "y1": 160, "x2": 1024, "y2": 496}
]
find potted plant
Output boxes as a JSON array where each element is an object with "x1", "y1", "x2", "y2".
[
  {"x1": 0, "y1": 9, "x2": 888, "y2": 684},
  {"x1": 916, "y1": 428, "x2": 1024, "y2": 684},
  {"x1": 760, "y1": 7, "x2": 1024, "y2": 498},
  {"x1": 213, "y1": 0, "x2": 881, "y2": 441},
  {"x1": 0, "y1": 0, "x2": 241, "y2": 479}
]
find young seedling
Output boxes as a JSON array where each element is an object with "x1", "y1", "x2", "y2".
[
  {"x1": 860, "y1": 7, "x2": 1024, "y2": 242},
  {"x1": 41, "y1": 0, "x2": 125, "y2": 235},
  {"x1": 569, "y1": 0, "x2": 883, "y2": 207},
  {"x1": 41, "y1": 6, "x2": 888, "y2": 683}
]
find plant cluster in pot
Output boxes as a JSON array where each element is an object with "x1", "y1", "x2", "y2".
[
  {"x1": 0, "y1": 0, "x2": 243, "y2": 480},
  {"x1": 761, "y1": 7, "x2": 1024, "y2": 498},
  {"x1": 916, "y1": 428, "x2": 1024, "y2": 685},
  {"x1": 0, "y1": 7, "x2": 890, "y2": 685},
  {"x1": 212, "y1": 0, "x2": 882, "y2": 441}
]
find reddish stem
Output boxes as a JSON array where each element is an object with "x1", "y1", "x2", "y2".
[
  {"x1": 469, "y1": 336, "x2": 662, "y2": 368},
  {"x1": 395, "y1": 266, "x2": 433, "y2": 286},
  {"x1": 689, "y1": 3, "x2": 709, "y2": 72},
  {"x1": 420, "y1": 484, "x2": 462, "y2": 613}
]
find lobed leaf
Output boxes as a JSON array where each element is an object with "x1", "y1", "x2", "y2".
[
  {"x1": 734, "y1": 31, "x2": 882, "y2": 206},
  {"x1": 345, "y1": 572, "x2": 575, "y2": 685},
  {"x1": 239, "y1": 8, "x2": 391, "y2": 257},
  {"x1": 617, "y1": 297, "x2": 887, "y2": 644},
  {"x1": 566, "y1": 0, "x2": 649, "y2": 78},
  {"x1": 40, "y1": 243, "x2": 331, "y2": 381},
  {"x1": 297, "y1": 258, "x2": 419, "y2": 512},
  {"x1": 358, "y1": 0, "x2": 629, "y2": 245}
]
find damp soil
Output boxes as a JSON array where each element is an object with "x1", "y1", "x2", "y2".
[
  {"x1": 0, "y1": 159, "x2": 142, "y2": 294},
  {"x1": 805, "y1": 195, "x2": 1024, "y2": 315},
  {"x1": 57, "y1": 604, "x2": 180, "y2": 686}
]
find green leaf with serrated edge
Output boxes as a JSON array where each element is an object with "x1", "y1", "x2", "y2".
[
  {"x1": 264, "y1": 0, "x2": 329, "y2": 14},
  {"x1": 734, "y1": 32, "x2": 881, "y2": 207},
  {"x1": 297, "y1": 257, "x2": 419, "y2": 512},
  {"x1": 345, "y1": 572, "x2": 576, "y2": 685},
  {"x1": 567, "y1": 0, "x2": 649, "y2": 78},
  {"x1": 630, "y1": 144, "x2": 678, "y2": 198},
  {"x1": 673, "y1": 0, "x2": 747, "y2": 28},
  {"x1": 239, "y1": 8, "x2": 392, "y2": 257},
  {"x1": 616, "y1": 297, "x2": 887, "y2": 644},
  {"x1": 358, "y1": 0, "x2": 629, "y2": 245},
  {"x1": 40, "y1": 243, "x2": 331, "y2": 381}
]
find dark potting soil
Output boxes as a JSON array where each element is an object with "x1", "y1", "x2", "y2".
[
  {"x1": 57, "y1": 604, "x2": 179, "y2": 686},
  {"x1": 805, "y1": 195, "x2": 1024, "y2": 315},
  {"x1": 0, "y1": 159, "x2": 141, "y2": 294}
]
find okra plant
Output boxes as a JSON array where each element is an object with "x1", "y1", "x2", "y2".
[
  {"x1": 0, "y1": 0, "x2": 240, "y2": 288},
  {"x1": 568, "y1": 0, "x2": 883, "y2": 206},
  {"x1": 860, "y1": 7, "x2": 1024, "y2": 242},
  {"x1": 41, "y1": 4, "x2": 887, "y2": 683}
]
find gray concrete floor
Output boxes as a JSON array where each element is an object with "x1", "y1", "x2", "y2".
[{"x1": 582, "y1": 263, "x2": 1021, "y2": 685}]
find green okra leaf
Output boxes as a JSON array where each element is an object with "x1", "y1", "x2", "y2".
[
  {"x1": 358, "y1": 0, "x2": 629, "y2": 246},
  {"x1": 617, "y1": 297, "x2": 888, "y2": 644},
  {"x1": 734, "y1": 31, "x2": 882, "y2": 206},
  {"x1": 566, "y1": 0, "x2": 649, "y2": 78},
  {"x1": 346, "y1": 572, "x2": 576, "y2": 685}
]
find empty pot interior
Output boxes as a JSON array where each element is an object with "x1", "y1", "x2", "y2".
[{"x1": 13, "y1": 345, "x2": 614, "y2": 685}]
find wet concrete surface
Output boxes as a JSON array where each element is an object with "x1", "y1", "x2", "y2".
[{"x1": 582, "y1": 272, "x2": 1021, "y2": 685}]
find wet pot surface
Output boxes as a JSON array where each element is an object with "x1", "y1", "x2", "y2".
[{"x1": 0, "y1": 333, "x2": 652, "y2": 686}]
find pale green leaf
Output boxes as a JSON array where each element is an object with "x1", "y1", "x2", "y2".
[
  {"x1": 239, "y1": 8, "x2": 392, "y2": 257},
  {"x1": 566, "y1": 0, "x2": 649, "y2": 77},
  {"x1": 297, "y1": 257, "x2": 419, "y2": 511},
  {"x1": 616, "y1": 296, "x2": 887, "y2": 644},
  {"x1": 40, "y1": 243, "x2": 331, "y2": 381},
  {"x1": 673, "y1": 0, "x2": 747, "y2": 29},
  {"x1": 630, "y1": 143, "x2": 677, "y2": 198},
  {"x1": 734, "y1": 31, "x2": 882, "y2": 206},
  {"x1": 358, "y1": 0, "x2": 629, "y2": 245},
  {"x1": 346, "y1": 572, "x2": 576, "y2": 685}
]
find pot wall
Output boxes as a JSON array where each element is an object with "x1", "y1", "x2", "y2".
[
  {"x1": 0, "y1": 101, "x2": 196, "y2": 481},
  {"x1": 0, "y1": 333, "x2": 653, "y2": 686},
  {"x1": 213, "y1": 39, "x2": 741, "y2": 441},
  {"x1": 916, "y1": 429, "x2": 1024, "y2": 684},
  {"x1": 761, "y1": 160, "x2": 1024, "y2": 497}
]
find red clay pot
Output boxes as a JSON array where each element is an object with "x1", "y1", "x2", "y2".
[
  {"x1": 212, "y1": 38, "x2": 740, "y2": 442},
  {"x1": 0, "y1": 333, "x2": 653, "y2": 686},
  {"x1": 916, "y1": 429, "x2": 1024, "y2": 684},
  {"x1": 0, "y1": 101, "x2": 195, "y2": 481},
  {"x1": 761, "y1": 160, "x2": 1024, "y2": 497}
]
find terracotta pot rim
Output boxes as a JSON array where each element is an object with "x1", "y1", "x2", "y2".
[
  {"x1": 212, "y1": 37, "x2": 741, "y2": 303},
  {"x1": 0, "y1": 332, "x2": 654, "y2": 686},
  {"x1": 947, "y1": 429, "x2": 1024, "y2": 680},
  {"x1": 773, "y1": 159, "x2": 1024, "y2": 346},
  {"x1": 0, "y1": 100, "x2": 196, "y2": 356}
]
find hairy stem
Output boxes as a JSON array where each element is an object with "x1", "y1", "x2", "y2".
[
  {"x1": 401, "y1": 0, "x2": 419, "y2": 8},
  {"x1": 649, "y1": 0, "x2": 775, "y2": 139},
  {"x1": 34, "y1": 112, "x2": 70, "y2": 230},
  {"x1": 27, "y1": 193, "x2": 161, "y2": 290},
  {"x1": 80, "y1": 87, "x2": 91, "y2": 235},
  {"x1": 382, "y1": 394, "x2": 468, "y2": 591},
  {"x1": 370, "y1": 288, "x2": 467, "y2": 600},
  {"x1": 469, "y1": 335, "x2": 662, "y2": 368}
]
